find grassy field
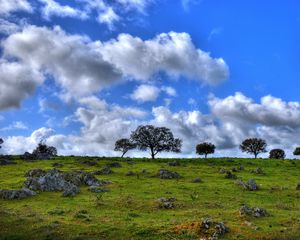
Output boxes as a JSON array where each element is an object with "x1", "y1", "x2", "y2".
[{"x1": 0, "y1": 156, "x2": 300, "y2": 240}]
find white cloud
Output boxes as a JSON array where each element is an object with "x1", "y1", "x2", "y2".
[
  {"x1": 38, "y1": 0, "x2": 88, "y2": 20},
  {"x1": 1, "y1": 26, "x2": 228, "y2": 109},
  {"x1": 0, "y1": 19, "x2": 21, "y2": 35},
  {"x1": 0, "y1": 121, "x2": 28, "y2": 131},
  {"x1": 0, "y1": 0, "x2": 32, "y2": 15},
  {"x1": 162, "y1": 86, "x2": 176, "y2": 97},
  {"x1": 116, "y1": 0, "x2": 153, "y2": 12},
  {"x1": 130, "y1": 84, "x2": 160, "y2": 102},
  {"x1": 101, "y1": 32, "x2": 229, "y2": 84},
  {"x1": 97, "y1": 6, "x2": 120, "y2": 29}
]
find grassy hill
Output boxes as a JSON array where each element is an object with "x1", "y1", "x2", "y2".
[{"x1": 0, "y1": 156, "x2": 300, "y2": 239}]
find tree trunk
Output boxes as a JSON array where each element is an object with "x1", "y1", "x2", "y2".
[
  {"x1": 205, "y1": 153, "x2": 207, "y2": 158},
  {"x1": 121, "y1": 152, "x2": 125, "y2": 158},
  {"x1": 150, "y1": 148, "x2": 155, "y2": 159},
  {"x1": 254, "y1": 153, "x2": 257, "y2": 159}
]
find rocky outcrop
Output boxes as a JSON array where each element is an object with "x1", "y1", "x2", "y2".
[
  {"x1": 239, "y1": 205, "x2": 268, "y2": 217},
  {"x1": 156, "y1": 197, "x2": 177, "y2": 209},
  {"x1": 0, "y1": 188, "x2": 37, "y2": 200},
  {"x1": 236, "y1": 179, "x2": 259, "y2": 191},
  {"x1": 93, "y1": 167, "x2": 113, "y2": 175},
  {"x1": 157, "y1": 169, "x2": 181, "y2": 179}
]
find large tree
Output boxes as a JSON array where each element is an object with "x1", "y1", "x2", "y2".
[
  {"x1": 130, "y1": 125, "x2": 182, "y2": 159},
  {"x1": 240, "y1": 138, "x2": 267, "y2": 158},
  {"x1": 293, "y1": 147, "x2": 300, "y2": 156},
  {"x1": 32, "y1": 142, "x2": 57, "y2": 159},
  {"x1": 196, "y1": 142, "x2": 215, "y2": 158},
  {"x1": 269, "y1": 149, "x2": 285, "y2": 159},
  {"x1": 114, "y1": 138, "x2": 136, "y2": 157}
]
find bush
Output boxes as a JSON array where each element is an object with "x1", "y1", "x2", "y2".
[{"x1": 269, "y1": 149, "x2": 285, "y2": 159}]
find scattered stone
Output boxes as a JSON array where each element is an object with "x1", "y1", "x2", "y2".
[
  {"x1": 192, "y1": 177, "x2": 202, "y2": 183},
  {"x1": 156, "y1": 197, "x2": 177, "y2": 209},
  {"x1": 296, "y1": 183, "x2": 300, "y2": 190},
  {"x1": 157, "y1": 168, "x2": 181, "y2": 179},
  {"x1": 168, "y1": 161, "x2": 180, "y2": 166},
  {"x1": 106, "y1": 162, "x2": 122, "y2": 168},
  {"x1": 236, "y1": 179, "x2": 259, "y2": 191},
  {"x1": 23, "y1": 169, "x2": 111, "y2": 197},
  {"x1": 89, "y1": 186, "x2": 109, "y2": 193},
  {"x1": 0, "y1": 188, "x2": 37, "y2": 200},
  {"x1": 125, "y1": 171, "x2": 135, "y2": 176},
  {"x1": 126, "y1": 160, "x2": 136, "y2": 165},
  {"x1": 239, "y1": 165, "x2": 245, "y2": 171},
  {"x1": 219, "y1": 168, "x2": 226, "y2": 174},
  {"x1": 93, "y1": 167, "x2": 113, "y2": 175},
  {"x1": 251, "y1": 167, "x2": 264, "y2": 175},
  {"x1": 0, "y1": 159, "x2": 16, "y2": 165},
  {"x1": 225, "y1": 171, "x2": 237, "y2": 179},
  {"x1": 240, "y1": 205, "x2": 268, "y2": 217},
  {"x1": 80, "y1": 160, "x2": 97, "y2": 166},
  {"x1": 52, "y1": 163, "x2": 63, "y2": 168}
]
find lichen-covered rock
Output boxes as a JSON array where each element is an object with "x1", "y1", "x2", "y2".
[
  {"x1": 200, "y1": 218, "x2": 229, "y2": 240},
  {"x1": 89, "y1": 186, "x2": 109, "y2": 193},
  {"x1": 157, "y1": 169, "x2": 181, "y2": 179},
  {"x1": 106, "y1": 162, "x2": 122, "y2": 168},
  {"x1": 93, "y1": 167, "x2": 113, "y2": 175},
  {"x1": 168, "y1": 161, "x2": 180, "y2": 166},
  {"x1": 251, "y1": 167, "x2": 264, "y2": 175},
  {"x1": 156, "y1": 197, "x2": 177, "y2": 209},
  {"x1": 0, "y1": 188, "x2": 37, "y2": 200},
  {"x1": 23, "y1": 169, "x2": 111, "y2": 197},
  {"x1": 225, "y1": 171, "x2": 237, "y2": 179},
  {"x1": 236, "y1": 179, "x2": 259, "y2": 191},
  {"x1": 192, "y1": 177, "x2": 202, "y2": 183},
  {"x1": 240, "y1": 205, "x2": 268, "y2": 217},
  {"x1": 125, "y1": 171, "x2": 135, "y2": 176}
]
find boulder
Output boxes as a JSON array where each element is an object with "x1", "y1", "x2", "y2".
[
  {"x1": 225, "y1": 171, "x2": 237, "y2": 179},
  {"x1": 93, "y1": 167, "x2": 113, "y2": 175},
  {"x1": 62, "y1": 184, "x2": 80, "y2": 197},
  {"x1": 168, "y1": 161, "x2": 180, "y2": 166},
  {"x1": 236, "y1": 179, "x2": 259, "y2": 191},
  {"x1": 200, "y1": 218, "x2": 229, "y2": 240},
  {"x1": 89, "y1": 186, "x2": 109, "y2": 193},
  {"x1": 0, "y1": 159, "x2": 16, "y2": 165},
  {"x1": 0, "y1": 188, "x2": 37, "y2": 200},
  {"x1": 126, "y1": 160, "x2": 136, "y2": 165},
  {"x1": 157, "y1": 168, "x2": 181, "y2": 179},
  {"x1": 125, "y1": 171, "x2": 135, "y2": 176},
  {"x1": 251, "y1": 167, "x2": 264, "y2": 175},
  {"x1": 219, "y1": 168, "x2": 226, "y2": 174},
  {"x1": 240, "y1": 205, "x2": 268, "y2": 217},
  {"x1": 80, "y1": 160, "x2": 97, "y2": 166},
  {"x1": 192, "y1": 177, "x2": 202, "y2": 183},
  {"x1": 156, "y1": 197, "x2": 177, "y2": 209},
  {"x1": 106, "y1": 162, "x2": 122, "y2": 168}
]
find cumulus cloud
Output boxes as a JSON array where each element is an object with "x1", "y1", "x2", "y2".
[
  {"x1": 0, "y1": 60, "x2": 43, "y2": 110},
  {"x1": 0, "y1": 19, "x2": 22, "y2": 35},
  {"x1": 162, "y1": 86, "x2": 176, "y2": 97},
  {"x1": 1, "y1": 26, "x2": 228, "y2": 109},
  {"x1": 101, "y1": 32, "x2": 229, "y2": 84},
  {"x1": 209, "y1": 92, "x2": 300, "y2": 128},
  {"x1": 38, "y1": 0, "x2": 88, "y2": 20},
  {"x1": 0, "y1": 121, "x2": 28, "y2": 131},
  {"x1": 130, "y1": 84, "x2": 160, "y2": 102},
  {"x1": 0, "y1": 0, "x2": 32, "y2": 15},
  {"x1": 116, "y1": 0, "x2": 153, "y2": 12}
]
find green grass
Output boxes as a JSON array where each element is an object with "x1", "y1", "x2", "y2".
[{"x1": 0, "y1": 156, "x2": 300, "y2": 239}]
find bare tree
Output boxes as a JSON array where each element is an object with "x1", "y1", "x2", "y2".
[
  {"x1": 130, "y1": 125, "x2": 182, "y2": 159},
  {"x1": 240, "y1": 138, "x2": 267, "y2": 158},
  {"x1": 114, "y1": 138, "x2": 136, "y2": 157},
  {"x1": 196, "y1": 142, "x2": 215, "y2": 158}
]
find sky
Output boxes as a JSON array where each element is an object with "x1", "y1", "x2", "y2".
[{"x1": 0, "y1": 0, "x2": 300, "y2": 158}]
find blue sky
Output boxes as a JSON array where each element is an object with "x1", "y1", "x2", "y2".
[{"x1": 0, "y1": 0, "x2": 300, "y2": 158}]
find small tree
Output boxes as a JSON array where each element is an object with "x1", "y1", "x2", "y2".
[
  {"x1": 114, "y1": 138, "x2": 136, "y2": 157},
  {"x1": 293, "y1": 147, "x2": 300, "y2": 156},
  {"x1": 0, "y1": 138, "x2": 3, "y2": 149},
  {"x1": 130, "y1": 125, "x2": 182, "y2": 159},
  {"x1": 196, "y1": 142, "x2": 215, "y2": 158},
  {"x1": 240, "y1": 138, "x2": 267, "y2": 158},
  {"x1": 32, "y1": 142, "x2": 57, "y2": 159},
  {"x1": 269, "y1": 149, "x2": 285, "y2": 159}
]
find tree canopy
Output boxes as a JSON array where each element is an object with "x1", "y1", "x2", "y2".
[
  {"x1": 240, "y1": 138, "x2": 267, "y2": 158},
  {"x1": 269, "y1": 149, "x2": 285, "y2": 159},
  {"x1": 114, "y1": 138, "x2": 136, "y2": 157},
  {"x1": 130, "y1": 125, "x2": 182, "y2": 159},
  {"x1": 196, "y1": 142, "x2": 215, "y2": 158}
]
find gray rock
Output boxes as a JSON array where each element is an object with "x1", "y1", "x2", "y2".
[
  {"x1": 236, "y1": 179, "x2": 259, "y2": 191},
  {"x1": 168, "y1": 161, "x2": 180, "y2": 166},
  {"x1": 141, "y1": 169, "x2": 148, "y2": 174},
  {"x1": 0, "y1": 159, "x2": 16, "y2": 165},
  {"x1": 240, "y1": 205, "x2": 268, "y2": 217},
  {"x1": 296, "y1": 183, "x2": 300, "y2": 190},
  {"x1": 106, "y1": 162, "x2": 122, "y2": 168},
  {"x1": 62, "y1": 184, "x2": 80, "y2": 197},
  {"x1": 251, "y1": 167, "x2": 264, "y2": 175},
  {"x1": 80, "y1": 160, "x2": 97, "y2": 166},
  {"x1": 125, "y1": 171, "x2": 135, "y2": 176},
  {"x1": 219, "y1": 168, "x2": 226, "y2": 174},
  {"x1": 157, "y1": 168, "x2": 181, "y2": 179},
  {"x1": 199, "y1": 218, "x2": 229, "y2": 240},
  {"x1": 52, "y1": 163, "x2": 63, "y2": 168},
  {"x1": 156, "y1": 197, "x2": 177, "y2": 209},
  {"x1": 239, "y1": 165, "x2": 245, "y2": 171},
  {"x1": 225, "y1": 171, "x2": 237, "y2": 179},
  {"x1": 0, "y1": 188, "x2": 37, "y2": 200},
  {"x1": 192, "y1": 177, "x2": 202, "y2": 183},
  {"x1": 93, "y1": 167, "x2": 113, "y2": 175},
  {"x1": 126, "y1": 160, "x2": 136, "y2": 165},
  {"x1": 89, "y1": 186, "x2": 109, "y2": 193}
]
